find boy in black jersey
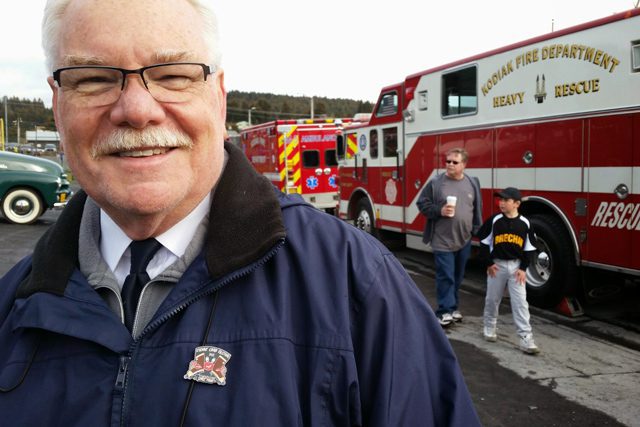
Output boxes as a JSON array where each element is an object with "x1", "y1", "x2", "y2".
[{"x1": 477, "y1": 187, "x2": 540, "y2": 354}]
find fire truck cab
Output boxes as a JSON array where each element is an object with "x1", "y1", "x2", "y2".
[{"x1": 337, "y1": 9, "x2": 640, "y2": 308}]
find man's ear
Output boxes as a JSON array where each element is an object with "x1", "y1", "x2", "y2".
[
  {"x1": 214, "y1": 68, "x2": 227, "y2": 123},
  {"x1": 47, "y1": 76, "x2": 64, "y2": 152},
  {"x1": 47, "y1": 76, "x2": 60, "y2": 126}
]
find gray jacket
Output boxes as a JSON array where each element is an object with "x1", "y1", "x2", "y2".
[{"x1": 416, "y1": 173, "x2": 483, "y2": 245}]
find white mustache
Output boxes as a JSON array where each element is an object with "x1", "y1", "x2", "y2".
[{"x1": 92, "y1": 127, "x2": 193, "y2": 159}]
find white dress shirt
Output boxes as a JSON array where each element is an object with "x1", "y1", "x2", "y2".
[{"x1": 100, "y1": 194, "x2": 211, "y2": 289}]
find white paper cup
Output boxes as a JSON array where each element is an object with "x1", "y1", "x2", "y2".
[{"x1": 446, "y1": 196, "x2": 457, "y2": 217}]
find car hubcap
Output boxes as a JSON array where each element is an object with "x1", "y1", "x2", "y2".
[{"x1": 13, "y1": 198, "x2": 33, "y2": 216}]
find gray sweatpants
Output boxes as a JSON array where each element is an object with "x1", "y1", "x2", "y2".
[{"x1": 483, "y1": 258, "x2": 533, "y2": 336}]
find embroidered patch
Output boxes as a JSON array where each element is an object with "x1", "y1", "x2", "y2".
[{"x1": 184, "y1": 346, "x2": 231, "y2": 386}]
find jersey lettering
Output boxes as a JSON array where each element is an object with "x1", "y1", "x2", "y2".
[{"x1": 494, "y1": 233, "x2": 524, "y2": 248}]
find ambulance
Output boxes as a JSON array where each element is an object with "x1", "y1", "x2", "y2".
[{"x1": 241, "y1": 119, "x2": 355, "y2": 213}]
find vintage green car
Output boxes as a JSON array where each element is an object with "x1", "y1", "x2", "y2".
[{"x1": 0, "y1": 150, "x2": 72, "y2": 224}]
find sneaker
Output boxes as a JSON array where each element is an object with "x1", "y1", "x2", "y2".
[
  {"x1": 452, "y1": 310, "x2": 463, "y2": 322},
  {"x1": 519, "y1": 333, "x2": 540, "y2": 354},
  {"x1": 483, "y1": 326, "x2": 497, "y2": 342},
  {"x1": 438, "y1": 313, "x2": 453, "y2": 326}
]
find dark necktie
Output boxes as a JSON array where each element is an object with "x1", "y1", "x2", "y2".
[{"x1": 122, "y1": 238, "x2": 162, "y2": 332}]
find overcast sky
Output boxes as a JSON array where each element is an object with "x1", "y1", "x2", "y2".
[{"x1": 0, "y1": 0, "x2": 636, "y2": 106}]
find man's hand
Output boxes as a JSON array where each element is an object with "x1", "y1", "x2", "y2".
[
  {"x1": 515, "y1": 269, "x2": 527, "y2": 285},
  {"x1": 441, "y1": 204, "x2": 455, "y2": 217},
  {"x1": 487, "y1": 264, "x2": 498, "y2": 278}
]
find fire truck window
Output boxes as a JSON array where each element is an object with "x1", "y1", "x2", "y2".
[
  {"x1": 325, "y1": 149, "x2": 338, "y2": 166},
  {"x1": 370, "y1": 130, "x2": 379, "y2": 159},
  {"x1": 383, "y1": 127, "x2": 398, "y2": 157},
  {"x1": 336, "y1": 135, "x2": 345, "y2": 160},
  {"x1": 376, "y1": 92, "x2": 398, "y2": 117},
  {"x1": 418, "y1": 90, "x2": 428, "y2": 110},
  {"x1": 442, "y1": 66, "x2": 477, "y2": 117},
  {"x1": 633, "y1": 40, "x2": 640, "y2": 71},
  {"x1": 302, "y1": 150, "x2": 320, "y2": 167}
]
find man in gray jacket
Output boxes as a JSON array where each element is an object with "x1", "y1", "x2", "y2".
[{"x1": 417, "y1": 148, "x2": 483, "y2": 326}]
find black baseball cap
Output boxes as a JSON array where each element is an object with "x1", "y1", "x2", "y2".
[{"x1": 494, "y1": 187, "x2": 522, "y2": 201}]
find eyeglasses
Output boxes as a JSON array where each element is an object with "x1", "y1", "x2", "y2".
[
  {"x1": 52, "y1": 62, "x2": 215, "y2": 107},
  {"x1": 445, "y1": 160, "x2": 460, "y2": 165}
]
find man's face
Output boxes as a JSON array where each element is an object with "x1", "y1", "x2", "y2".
[
  {"x1": 49, "y1": 0, "x2": 226, "y2": 234},
  {"x1": 445, "y1": 153, "x2": 466, "y2": 179}
]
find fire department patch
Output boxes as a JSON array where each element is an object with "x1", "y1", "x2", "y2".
[
  {"x1": 359, "y1": 134, "x2": 367, "y2": 151},
  {"x1": 385, "y1": 178, "x2": 397, "y2": 204},
  {"x1": 184, "y1": 346, "x2": 231, "y2": 386}
]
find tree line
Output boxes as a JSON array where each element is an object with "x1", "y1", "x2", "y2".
[
  {"x1": 2, "y1": 92, "x2": 375, "y2": 142},
  {"x1": 226, "y1": 91, "x2": 374, "y2": 128},
  {"x1": 1, "y1": 97, "x2": 55, "y2": 143}
]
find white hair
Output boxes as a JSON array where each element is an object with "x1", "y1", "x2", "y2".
[{"x1": 41, "y1": 0, "x2": 222, "y2": 73}]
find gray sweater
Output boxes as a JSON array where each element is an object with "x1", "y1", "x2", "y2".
[{"x1": 416, "y1": 173, "x2": 483, "y2": 246}]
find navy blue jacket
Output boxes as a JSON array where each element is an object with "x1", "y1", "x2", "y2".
[{"x1": 0, "y1": 143, "x2": 480, "y2": 426}]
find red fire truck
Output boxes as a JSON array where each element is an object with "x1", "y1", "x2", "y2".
[
  {"x1": 241, "y1": 119, "x2": 355, "y2": 213},
  {"x1": 336, "y1": 9, "x2": 640, "y2": 309}
]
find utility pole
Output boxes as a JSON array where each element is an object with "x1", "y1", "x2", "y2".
[
  {"x1": 3, "y1": 96, "x2": 8, "y2": 146},
  {"x1": 310, "y1": 96, "x2": 314, "y2": 119},
  {"x1": 0, "y1": 118, "x2": 4, "y2": 150},
  {"x1": 14, "y1": 117, "x2": 21, "y2": 145}
]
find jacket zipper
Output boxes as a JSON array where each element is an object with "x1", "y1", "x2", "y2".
[
  {"x1": 116, "y1": 238, "x2": 285, "y2": 426},
  {"x1": 114, "y1": 356, "x2": 129, "y2": 391},
  {"x1": 113, "y1": 355, "x2": 130, "y2": 427}
]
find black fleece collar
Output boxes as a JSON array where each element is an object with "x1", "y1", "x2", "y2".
[{"x1": 16, "y1": 141, "x2": 286, "y2": 298}]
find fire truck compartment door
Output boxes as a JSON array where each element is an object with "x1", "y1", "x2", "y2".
[{"x1": 586, "y1": 114, "x2": 637, "y2": 270}]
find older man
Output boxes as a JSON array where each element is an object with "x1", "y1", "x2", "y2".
[
  {"x1": 417, "y1": 148, "x2": 483, "y2": 327},
  {"x1": 0, "y1": 1, "x2": 480, "y2": 425}
]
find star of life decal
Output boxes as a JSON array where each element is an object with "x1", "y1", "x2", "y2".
[{"x1": 306, "y1": 176, "x2": 319, "y2": 190}]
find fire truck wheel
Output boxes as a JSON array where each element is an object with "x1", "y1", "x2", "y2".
[
  {"x1": 526, "y1": 214, "x2": 578, "y2": 308},
  {"x1": 355, "y1": 199, "x2": 376, "y2": 236}
]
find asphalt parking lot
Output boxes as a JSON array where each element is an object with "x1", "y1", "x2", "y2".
[{"x1": 401, "y1": 251, "x2": 639, "y2": 427}]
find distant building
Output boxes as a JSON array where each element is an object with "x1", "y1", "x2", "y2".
[
  {"x1": 26, "y1": 130, "x2": 60, "y2": 150},
  {"x1": 235, "y1": 121, "x2": 250, "y2": 130}
]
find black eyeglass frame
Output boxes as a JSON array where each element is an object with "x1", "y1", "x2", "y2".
[
  {"x1": 52, "y1": 62, "x2": 215, "y2": 90},
  {"x1": 445, "y1": 160, "x2": 460, "y2": 165}
]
